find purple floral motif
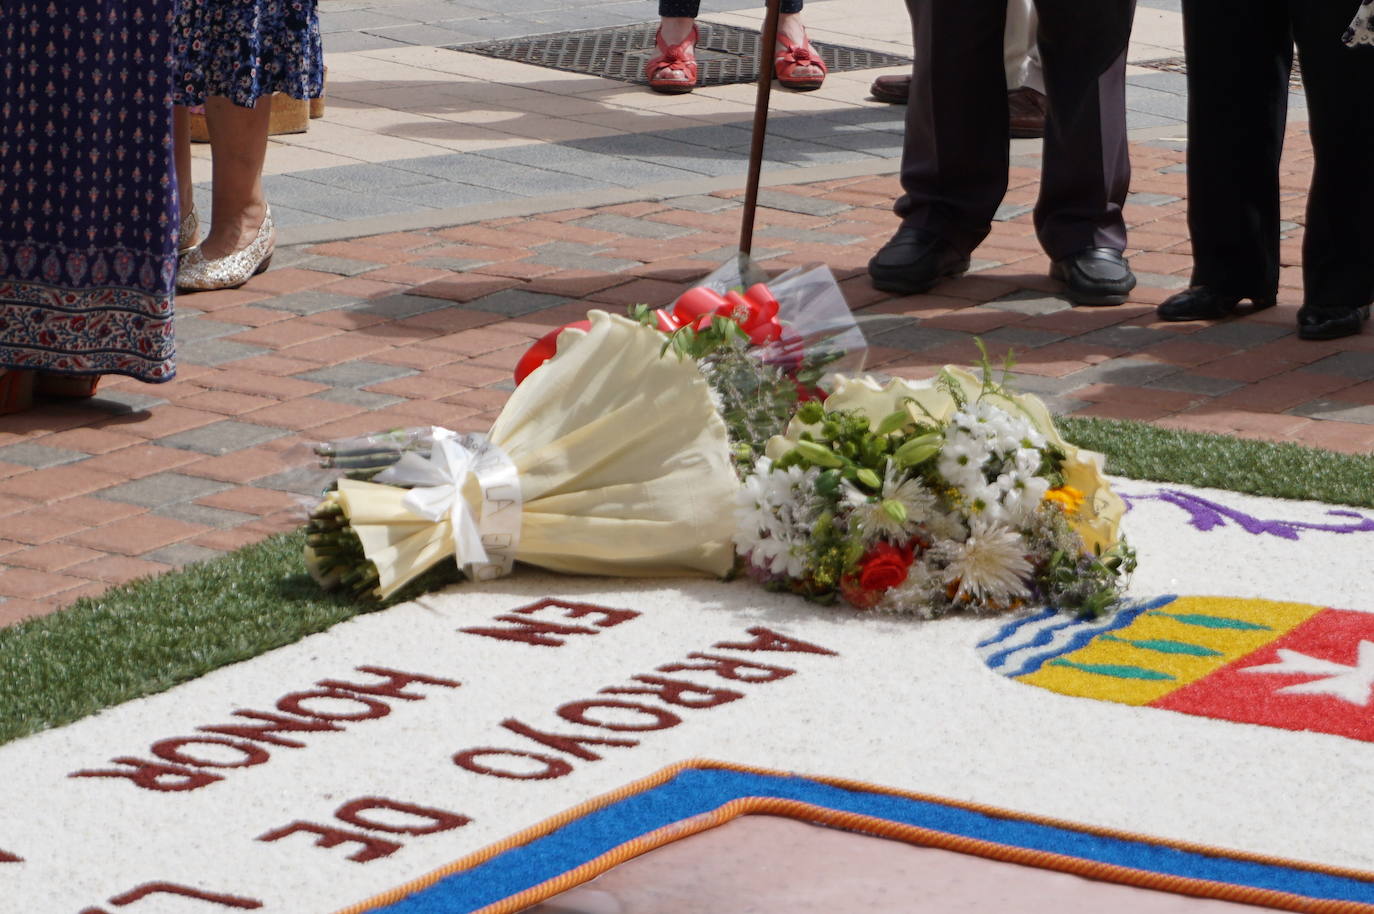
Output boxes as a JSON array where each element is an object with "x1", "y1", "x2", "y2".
[{"x1": 1122, "y1": 489, "x2": 1374, "y2": 540}]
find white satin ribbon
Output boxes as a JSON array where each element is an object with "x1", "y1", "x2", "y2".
[{"x1": 374, "y1": 432, "x2": 521, "y2": 580}]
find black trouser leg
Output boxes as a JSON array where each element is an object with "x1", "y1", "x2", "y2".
[
  {"x1": 1291, "y1": 0, "x2": 1374, "y2": 308},
  {"x1": 895, "y1": 0, "x2": 1010, "y2": 256},
  {"x1": 1181, "y1": 0, "x2": 1291, "y2": 298},
  {"x1": 1032, "y1": 0, "x2": 1135, "y2": 258}
]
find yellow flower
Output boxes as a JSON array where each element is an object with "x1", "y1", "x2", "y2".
[
  {"x1": 1043, "y1": 485, "x2": 1085, "y2": 514},
  {"x1": 768, "y1": 371, "x2": 1125, "y2": 556}
]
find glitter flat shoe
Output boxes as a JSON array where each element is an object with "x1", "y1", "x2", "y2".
[
  {"x1": 176, "y1": 206, "x2": 275, "y2": 292},
  {"x1": 178, "y1": 203, "x2": 200, "y2": 256}
]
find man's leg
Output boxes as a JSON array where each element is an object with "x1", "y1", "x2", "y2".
[
  {"x1": 1182, "y1": 0, "x2": 1290, "y2": 299},
  {"x1": 1289, "y1": 0, "x2": 1374, "y2": 338},
  {"x1": 868, "y1": 0, "x2": 1009, "y2": 293}
]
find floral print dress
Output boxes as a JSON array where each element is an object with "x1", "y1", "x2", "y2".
[
  {"x1": 1349, "y1": 1, "x2": 1374, "y2": 46},
  {"x1": 172, "y1": 0, "x2": 324, "y2": 107}
]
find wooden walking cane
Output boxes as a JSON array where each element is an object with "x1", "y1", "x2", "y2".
[{"x1": 738, "y1": 0, "x2": 783, "y2": 259}]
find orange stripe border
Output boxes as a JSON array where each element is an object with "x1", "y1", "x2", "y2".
[{"x1": 338, "y1": 759, "x2": 1374, "y2": 914}]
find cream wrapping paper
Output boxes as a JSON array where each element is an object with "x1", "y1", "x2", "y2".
[{"x1": 316, "y1": 311, "x2": 741, "y2": 599}]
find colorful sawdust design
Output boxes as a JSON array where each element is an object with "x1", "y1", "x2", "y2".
[{"x1": 981, "y1": 595, "x2": 1374, "y2": 742}]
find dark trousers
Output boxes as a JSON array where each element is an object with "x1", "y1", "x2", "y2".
[
  {"x1": 895, "y1": 0, "x2": 1135, "y2": 260},
  {"x1": 1183, "y1": 0, "x2": 1374, "y2": 307}
]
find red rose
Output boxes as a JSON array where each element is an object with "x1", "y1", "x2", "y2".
[{"x1": 839, "y1": 541, "x2": 915, "y2": 609}]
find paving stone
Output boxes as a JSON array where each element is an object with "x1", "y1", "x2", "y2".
[
  {"x1": 0, "y1": 443, "x2": 89, "y2": 468},
  {"x1": 1190, "y1": 321, "x2": 1293, "y2": 347},
  {"x1": 322, "y1": 30, "x2": 409, "y2": 52},
  {"x1": 662, "y1": 195, "x2": 741, "y2": 214},
  {"x1": 981, "y1": 327, "x2": 1070, "y2": 348},
  {"x1": 142, "y1": 542, "x2": 227, "y2": 567},
  {"x1": 391, "y1": 153, "x2": 607, "y2": 196},
  {"x1": 693, "y1": 245, "x2": 789, "y2": 263},
  {"x1": 525, "y1": 242, "x2": 640, "y2": 272},
  {"x1": 255, "y1": 465, "x2": 336, "y2": 497},
  {"x1": 464, "y1": 288, "x2": 572, "y2": 316},
  {"x1": 870, "y1": 325, "x2": 972, "y2": 353},
  {"x1": 1126, "y1": 69, "x2": 1189, "y2": 95},
  {"x1": 1039, "y1": 394, "x2": 1092, "y2": 416},
  {"x1": 176, "y1": 315, "x2": 250, "y2": 342},
  {"x1": 99, "y1": 472, "x2": 234, "y2": 508},
  {"x1": 993, "y1": 203, "x2": 1034, "y2": 221},
  {"x1": 805, "y1": 130, "x2": 905, "y2": 157},
  {"x1": 1075, "y1": 325, "x2": 1176, "y2": 349},
  {"x1": 1063, "y1": 357, "x2": 1180, "y2": 388},
  {"x1": 756, "y1": 226, "x2": 866, "y2": 246},
  {"x1": 383, "y1": 181, "x2": 520, "y2": 209},
  {"x1": 1146, "y1": 373, "x2": 1246, "y2": 396},
  {"x1": 266, "y1": 246, "x2": 321, "y2": 270},
  {"x1": 981, "y1": 291, "x2": 1073, "y2": 315},
  {"x1": 1290, "y1": 400, "x2": 1374, "y2": 423},
  {"x1": 566, "y1": 134, "x2": 752, "y2": 177},
  {"x1": 297, "y1": 162, "x2": 439, "y2": 193},
  {"x1": 1306, "y1": 351, "x2": 1374, "y2": 380},
  {"x1": 312, "y1": 388, "x2": 407, "y2": 408},
  {"x1": 86, "y1": 389, "x2": 169, "y2": 413},
  {"x1": 1126, "y1": 192, "x2": 1182, "y2": 207},
  {"x1": 153, "y1": 503, "x2": 259, "y2": 529},
  {"x1": 296, "y1": 361, "x2": 418, "y2": 388},
  {"x1": 1001, "y1": 371, "x2": 1082, "y2": 396},
  {"x1": 261, "y1": 290, "x2": 363, "y2": 315},
  {"x1": 1158, "y1": 163, "x2": 1188, "y2": 174},
  {"x1": 159, "y1": 420, "x2": 290, "y2": 456},
  {"x1": 570, "y1": 213, "x2": 695, "y2": 240},
  {"x1": 413, "y1": 256, "x2": 492, "y2": 271},
  {"x1": 1124, "y1": 84, "x2": 1190, "y2": 118},
  {"x1": 177, "y1": 338, "x2": 270, "y2": 366},
  {"x1": 349, "y1": 293, "x2": 453, "y2": 319},
  {"x1": 318, "y1": 8, "x2": 413, "y2": 31},
  {"x1": 752, "y1": 136, "x2": 875, "y2": 168},
  {"x1": 476, "y1": 145, "x2": 701, "y2": 188},
  {"x1": 754, "y1": 189, "x2": 852, "y2": 218},
  {"x1": 1131, "y1": 271, "x2": 1189, "y2": 289},
  {"x1": 292, "y1": 256, "x2": 383, "y2": 276}
]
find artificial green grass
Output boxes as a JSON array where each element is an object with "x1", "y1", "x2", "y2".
[
  {"x1": 2, "y1": 416, "x2": 1372, "y2": 746},
  {"x1": 1059, "y1": 417, "x2": 1374, "y2": 509}
]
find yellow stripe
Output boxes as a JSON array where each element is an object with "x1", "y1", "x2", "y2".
[{"x1": 1020, "y1": 596, "x2": 1325, "y2": 704}]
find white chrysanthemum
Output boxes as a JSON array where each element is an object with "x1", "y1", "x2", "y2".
[
  {"x1": 935, "y1": 518, "x2": 1033, "y2": 604},
  {"x1": 937, "y1": 434, "x2": 988, "y2": 488},
  {"x1": 844, "y1": 466, "x2": 937, "y2": 543},
  {"x1": 733, "y1": 460, "x2": 821, "y2": 578},
  {"x1": 999, "y1": 473, "x2": 1051, "y2": 525}
]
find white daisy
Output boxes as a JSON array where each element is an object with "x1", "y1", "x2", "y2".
[
  {"x1": 843, "y1": 467, "x2": 937, "y2": 543},
  {"x1": 934, "y1": 517, "x2": 1033, "y2": 605}
]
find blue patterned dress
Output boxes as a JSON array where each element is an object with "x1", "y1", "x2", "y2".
[
  {"x1": 0, "y1": 0, "x2": 179, "y2": 382},
  {"x1": 172, "y1": 0, "x2": 324, "y2": 107}
]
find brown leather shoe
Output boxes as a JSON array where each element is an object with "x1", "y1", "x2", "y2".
[
  {"x1": 1008, "y1": 86, "x2": 1046, "y2": 138},
  {"x1": 870, "y1": 73, "x2": 910, "y2": 104}
]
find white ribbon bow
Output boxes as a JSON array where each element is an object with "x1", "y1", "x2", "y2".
[{"x1": 378, "y1": 437, "x2": 492, "y2": 569}]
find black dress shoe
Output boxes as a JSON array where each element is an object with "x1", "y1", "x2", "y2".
[
  {"x1": 1049, "y1": 247, "x2": 1137, "y2": 306},
  {"x1": 868, "y1": 226, "x2": 970, "y2": 295},
  {"x1": 1297, "y1": 304, "x2": 1370, "y2": 341},
  {"x1": 1157, "y1": 287, "x2": 1276, "y2": 322}
]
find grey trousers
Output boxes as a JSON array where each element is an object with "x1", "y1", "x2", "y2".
[{"x1": 894, "y1": 0, "x2": 1135, "y2": 259}]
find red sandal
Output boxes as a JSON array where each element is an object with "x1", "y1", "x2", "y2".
[
  {"x1": 774, "y1": 34, "x2": 827, "y2": 91},
  {"x1": 645, "y1": 24, "x2": 699, "y2": 94}
]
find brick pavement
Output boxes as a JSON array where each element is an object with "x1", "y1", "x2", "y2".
[{"x1": 3, "y1": 127, "x2": 1371, "y2": 627}]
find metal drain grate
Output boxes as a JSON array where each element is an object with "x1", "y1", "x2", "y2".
[
  {"x1": 1136, "y1": 55, "x2": 1304, "y2": 91},
  {"x1": 451, "y1": 22, "x2": 911, "y2": 88}
]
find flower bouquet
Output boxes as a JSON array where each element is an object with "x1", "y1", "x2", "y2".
[
  {"x1": 304, "y1": 311, "x2": 742, "y2": 601},
  {"x1": 735, "y1": 356, "x2": 1134, "y2": 618},
  {"x1": 514, "y1": 261, "x2": 866, "y2": 474}
]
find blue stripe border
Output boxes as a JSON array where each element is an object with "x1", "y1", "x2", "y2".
[{"x1": 371, "y1": 767, "x2": 1374, "y2": 913}]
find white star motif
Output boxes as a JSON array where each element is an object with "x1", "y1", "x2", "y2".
[{"x1": 1240, "y1": 641, "x2": 1374, "y2": 706}]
